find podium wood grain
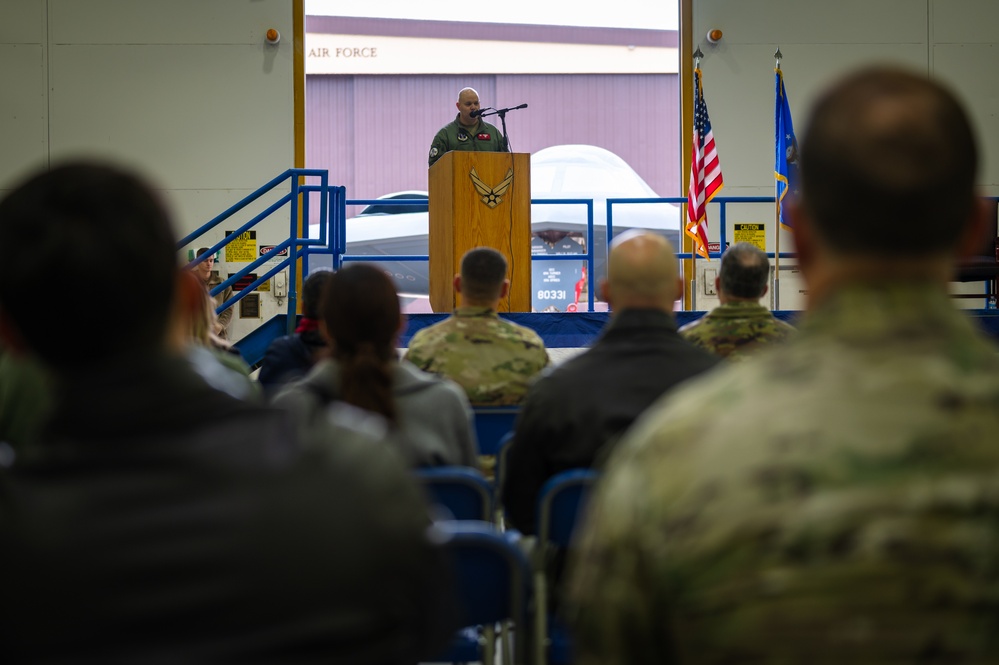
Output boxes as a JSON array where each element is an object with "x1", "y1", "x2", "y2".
[{"x1": 428, "y1": 151, "x2": 531, "y2": 312}]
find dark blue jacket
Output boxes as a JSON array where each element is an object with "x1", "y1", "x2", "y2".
[{"x1": 258, "y1": 330, "x2": 327, "y2": 393}]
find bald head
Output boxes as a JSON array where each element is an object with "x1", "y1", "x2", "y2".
[
  {"x1": 455, "y1": 88, "x2": 481, "y2": 127},
  {"x1": 602, "y1": 231, "x2": 680, "y2": 312}
]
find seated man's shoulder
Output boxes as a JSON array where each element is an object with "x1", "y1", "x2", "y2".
[
  {"x1": 678, "y1": 315, "x2": 708, "y2": 341},
  {"x1": 397, "y1": 358, "x2": 469, "y2": 397},
  {"x1": 407, "y1": 318, "x2": 460, "y2": 350},
  {"x1": 680, "y1": 308, "x2": 795, "y2": 359},
  {"x1": 772, "y1": 316, "x2": 798, "y2": 334},
  {"x1": 498, "y1": 318, "x2": 547, "y2": 347},
  {"x1": 762, "y1": 317, "x2": 799, "y2": 346},
  {"x1": 413, "y1": 315, "x2": 544, "y2": 353}
]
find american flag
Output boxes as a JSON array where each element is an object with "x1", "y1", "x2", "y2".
[{"x1": 686, "y1": 68, "x2": 724, "y2": 259}]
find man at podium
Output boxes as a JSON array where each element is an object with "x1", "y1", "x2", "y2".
[{"x1": 428, "y1": 87, "x2": 508, "y2": 167}]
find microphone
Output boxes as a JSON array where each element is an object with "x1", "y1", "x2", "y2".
[{"x1": 470, "y1": 108, "x2": 492, "y2": 118}]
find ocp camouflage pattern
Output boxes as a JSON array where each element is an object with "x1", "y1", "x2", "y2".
[{"x1": 404, "y1": 306, "x2": 549, "y2": 406}]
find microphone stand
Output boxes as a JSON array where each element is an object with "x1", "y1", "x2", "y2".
[{"x1": 478, "y1": 104, "x2": 528, "y2": 152}]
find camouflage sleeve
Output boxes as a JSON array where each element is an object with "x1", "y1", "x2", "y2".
[
  {"x1": 402, "y1": 331, "x2": 433, "y2": 371},
  {"x1": 428, "y1": 129, "x2": 449, "y2": 167},
  {"x1": 677, "y1": 319, "x2": 707, "y2": 347}
]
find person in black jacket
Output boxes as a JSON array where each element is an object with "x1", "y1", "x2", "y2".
[
  {"x1": 0, "y1": 162, "x2": 457, "y2": 663},
  {"x1": 258, "y1": 269, "x2": 334, "y2": 393},
  {"x1": 502, "y1": 230, "x2": 722, "y2": 535}
]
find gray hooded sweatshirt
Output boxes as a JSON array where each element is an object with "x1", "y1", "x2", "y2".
[{"x1": 272, "y1": 358, "x2": 479, "y2": 468}]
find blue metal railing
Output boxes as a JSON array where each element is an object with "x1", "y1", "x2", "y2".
[
  {"x1": 531, "y1": 199, "x2": 596, "y2": 311},
  {"x1": 607, "y1": 195, "x2": 797, "y2": 261},
  {"x1": 182, "y1": 180, "x2": 780, "y2": 331},
  {"x1": 335, "y1": 196, "x2": 431, "y2": 271},
  {"x1": 178, "y1": 168, "x2": 330, "y2": 336},
  {"x1": 181, "y1": 173, "x2": 999, "y2": 344},
  {"x1": 310, "y1": 196, "x2": 598, "y2": 312}
]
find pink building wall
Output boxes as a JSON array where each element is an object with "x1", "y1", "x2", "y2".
[
  {"x1": 306, "y1": 73, "x2": 680, "y2": 216},
  {"x1": 305, "y1": 17, "x2": 681, "y2": 217}
]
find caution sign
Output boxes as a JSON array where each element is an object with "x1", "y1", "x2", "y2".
[
  {"x1": 733, "y1": 223, "x2": 766, "y2": 251},
  {"x1": 224, "y1": 230, "x2": 257, "y2": 263}
]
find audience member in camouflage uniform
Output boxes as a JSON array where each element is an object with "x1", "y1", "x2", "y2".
[
  {"x1": 570, "y1": 66, "x2": 999, "y2": 664},
  {"x1": 404, "y1": 247, "x2": 549, "y2": 406},
  {"x1": 679, "y1": 242, "x2": 796, "y2": 360}
]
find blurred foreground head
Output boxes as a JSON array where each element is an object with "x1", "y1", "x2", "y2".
[
  {"x1": 0, "y1": 162, "x2": 176, "y2": 369},
  {"x1": 795, "y1": 66, "x2": 979, "y2": 259}
]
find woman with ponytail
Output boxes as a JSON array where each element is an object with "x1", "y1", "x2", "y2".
[{"x1": 273, "y1": 264, "x2": 478, "y2": 468}]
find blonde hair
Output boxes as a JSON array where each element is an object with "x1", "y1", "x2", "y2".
[{"x1": 178, "y1": 269, "x2": 229, "y2": 350}]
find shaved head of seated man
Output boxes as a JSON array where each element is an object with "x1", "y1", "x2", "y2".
[{"x1": 502, "y1": 231, "x2": 721, "y2": 535}]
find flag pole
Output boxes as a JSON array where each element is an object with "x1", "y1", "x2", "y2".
[
  {"x1": 773, "y1": 46, "x2": 783, "y2": 311},
  {"x1": 690, "y1": 47, "x2": 703, "y2": 311},
  {"x1": 679, "y1": 0, "x2": 696, "y2": 309}
]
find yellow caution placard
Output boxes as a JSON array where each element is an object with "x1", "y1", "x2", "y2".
[
  {"x1": 224, "y1": 230, "x2": 257, "y2": 263},
  {"x1": 733, "y1": 223, "x2": 766, "y2": 251}
]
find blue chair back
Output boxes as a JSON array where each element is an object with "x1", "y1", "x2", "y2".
[
  {"x1": 534, "y1": 469, "x2": 600, "y2": 665},
  {"x1": 494, "y1": 431, "x2": 516, "y2": 506},
  {"x1": 434, "y1": 520, "x2": 533, "y2": 665},
  {"x1": 472, "y1": 406, "x2": 520, "y2": 455},
  {"x1": 537, "y1": 469, "x2": 601, "y2": 548},
  {"x1": 416, "y1": 467, "x2": 493, "y2": 522}
]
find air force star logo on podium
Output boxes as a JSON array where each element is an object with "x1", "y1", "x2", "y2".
[{"x1": 469, "y1": 168, "x2": 514, "y2": 208}]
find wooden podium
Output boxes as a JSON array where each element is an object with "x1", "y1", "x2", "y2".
[{"x1": 428, "y1": 151, "x2": 531, "y2": 312}]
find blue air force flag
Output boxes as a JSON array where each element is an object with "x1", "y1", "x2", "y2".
[{"x1": 775, "y1": 68, "x2": 799, "y2": 229}]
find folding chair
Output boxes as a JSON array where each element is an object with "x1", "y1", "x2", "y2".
[
  {"x1": 534, "y1": 469, "x2": 600, "y2": 665},
  {"x1": 416, "y1": 466, "x2": 494, "y2": 522},
  {"x1": 494, "y1": 431, "x2": 516, "y2": 527},
  {"x1": 430, "y1": 520, "x2": 534, "y2": 665},
  {"x1": 473, "y1": 406, "x2": 520, "y2": 456}
]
